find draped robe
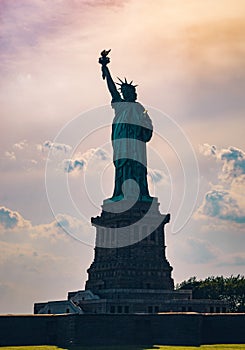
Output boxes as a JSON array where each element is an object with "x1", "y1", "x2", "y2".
[{"x1": 111, "y1": 101, "x2": 153, "y2": 201}]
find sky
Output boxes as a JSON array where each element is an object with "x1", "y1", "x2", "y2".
[{"x1": 0, "y1": 0, "x2": 245, "y2": 313}]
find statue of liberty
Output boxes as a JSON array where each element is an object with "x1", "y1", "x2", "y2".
[{"x1": 99, "y1": 50, "x2": 153, "y2": 202}]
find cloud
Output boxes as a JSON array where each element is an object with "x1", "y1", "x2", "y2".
[
  {"x1": 63, "y1": 158, "x2": 85, "y2": 173},
  {"x1": 0, "y1": 205, "x2": 93, "y2": 313},
  {"x1": 188, "y1": 238, "x2": 217, "y2": 263},
  {"x1": 216, "y1": 253, "x2": 245, "y2": 267},
  {"x1": 63, "y1": 148, "x2": 109, "y2": 174},
  {"x1": 232, "y1": 255, "x2": 245, "y2": 266},
  {"x1": 43, "y1": 140, "x2": 72, "y2": 154},
  {"x1": 2, "y1": 140, "x2": 111, "y2": 180},
  {"x1": 148, "y1": 169, "x2": 168, "y2": 184},
  {"x1": 54, "y1": 213, "x2": 86, "y2": 233},
  {"x1": 147, "y1": 168, "x2": 170, "y2": 202},
  {"x1": 199, "y1": 144, "x2": 245, "y2": 182},
  {"x1": 4, "y1": 151, "x2": 16, "y2": 160},
  {"x1": 93, "y1": 148, "x2": 110, "y2": 161},
  {"x1": 3, "y1": 140, "x2": 72, "y2": 166},
  {"x1": 0, "y1": 205, "x2": 89, "y2": 240},
  {"x1": 197, "y1": 144, "x2": 245, "y2": 225},
  {"x1": 199, "y1": 143, "x2": 217, "y2": 157},
  {"x1": 0, "y1": 206, "x2": 30, "y2": 229},
  {"x1": 179, "y1": 237, "x2": 218, "y2": 264},
  {"x1": 2, "y1": 140, "x2": 46, "y2": 172},
  {"x1": 13, "y1": 140, "x2": 28, "y2": 150},
  {"x1": 219, "y1": 147, "x2": 245, "y2": 181},
  {"x1": 199, "y1": 189, "x2": 245, "y2": 224}
]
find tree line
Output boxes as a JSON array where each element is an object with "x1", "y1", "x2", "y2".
[{"x1": 176, "y1": 275, "x2": 245, "y2": 312}]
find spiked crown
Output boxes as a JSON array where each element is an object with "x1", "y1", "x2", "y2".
[{"x1": 116, "y1": 77, "x2": 138, "y2": 93}]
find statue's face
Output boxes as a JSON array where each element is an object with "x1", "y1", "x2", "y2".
[{"x1": 122, "y1": 87, "x2": 137, "y2": 102}]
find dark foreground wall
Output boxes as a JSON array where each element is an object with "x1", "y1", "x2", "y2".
[
  {"x1": 202, "y1": 314, "x2": 245, "y2": 344},
  {"x1": 0, "y1": 313, "x2": 244, "y2": 347}
]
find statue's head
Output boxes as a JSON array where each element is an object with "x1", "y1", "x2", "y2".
[{"x1": 116, "y1": 78, "x2": 137, "y2": 102}]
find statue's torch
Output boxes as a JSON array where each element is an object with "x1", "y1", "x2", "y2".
[{"x1": 99, "y1": 49, "x2": 111, "y2": 79}]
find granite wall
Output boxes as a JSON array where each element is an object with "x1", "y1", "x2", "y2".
[{"x1": 0, "y1": 313, "x2": 244, "y2": 347}]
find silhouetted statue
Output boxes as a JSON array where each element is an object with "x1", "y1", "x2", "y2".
[{"x1": 99, "y1": 50, "x2": 153, "y2": 202}]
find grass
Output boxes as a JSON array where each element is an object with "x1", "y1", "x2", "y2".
[{"x1": 0, "y1": 345, "x2": 245, "y2": 350}]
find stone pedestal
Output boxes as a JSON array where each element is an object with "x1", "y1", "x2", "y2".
[{"x1": 85, "y1": 198, "x2": 174, "y2": 294}]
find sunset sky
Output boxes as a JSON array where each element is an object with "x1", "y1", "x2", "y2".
[{"x1": 0, "y1": 0, "x2": 245, "y2": 313}]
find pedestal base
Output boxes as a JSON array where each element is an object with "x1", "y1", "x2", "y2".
[{"x1": 86, "y1": 198, "x2": 174, "y2": 293}]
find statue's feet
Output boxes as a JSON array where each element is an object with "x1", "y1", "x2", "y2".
[{"x1": 104, "y1": 194, "x2": 153, "y2": 203}]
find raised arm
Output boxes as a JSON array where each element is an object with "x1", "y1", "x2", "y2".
[
  {"x1": 102, "y1": 65, "x2": 121, "y2": 101},
  {"x1": 99, "y1": 50, "x2": 121, "y2": 102}
]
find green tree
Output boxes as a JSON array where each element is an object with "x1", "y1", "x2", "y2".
[{"x1": 177, "y1": 275, "x2": 245, "y2": 312}]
